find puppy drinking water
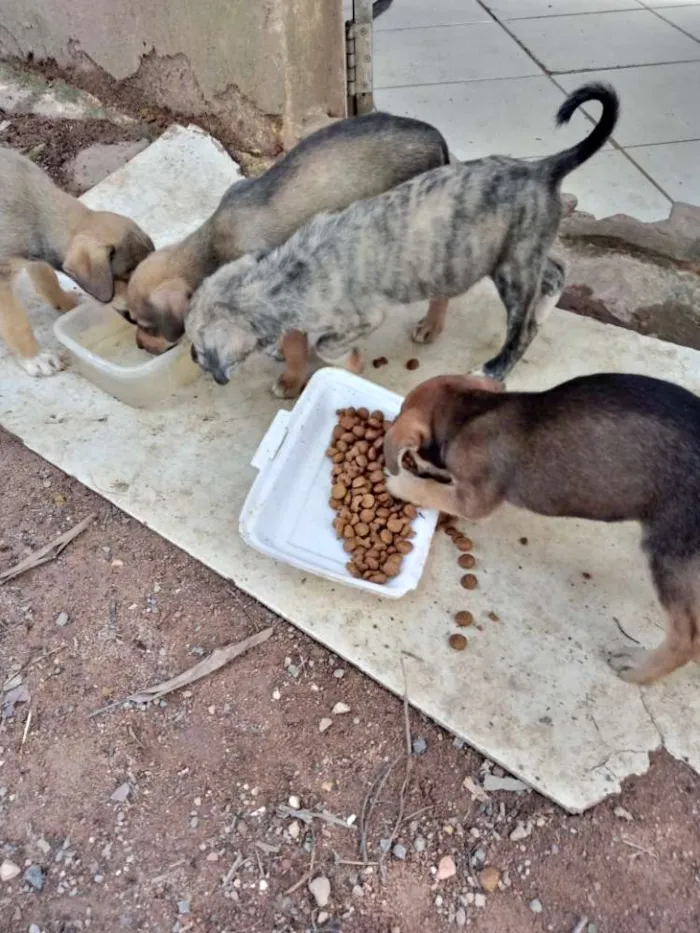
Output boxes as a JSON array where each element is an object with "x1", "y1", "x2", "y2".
[
  {"x1": 384, "y1": 372, "x2": 700, "y2": 686},
  {"x1": 0, "y1": 147, "x2": 153, "y2": 376},
  {"x1": 185, "y1": 83, "x2": 617, "y2": 392},
  {"x1": 126, "y1": 111, "x2": 450, "y2": 390}
]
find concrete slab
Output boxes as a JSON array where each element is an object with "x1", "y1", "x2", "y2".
[{"x1": 2, "y1": 126, "x2": 699, "y2": 813}]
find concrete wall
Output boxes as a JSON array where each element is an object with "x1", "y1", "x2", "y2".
[{"x1": 0, "y1": 0, "x2": 347, "y2": 154}]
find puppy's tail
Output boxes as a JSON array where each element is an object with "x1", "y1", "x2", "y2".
[{"x1": 542, "y1": 83, "x2": 619, "y2": 185}]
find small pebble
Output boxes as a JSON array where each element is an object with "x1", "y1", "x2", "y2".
[
  {"x1": 288, "y1": 795, "x2": 301, "y2": 809},
  {"x1": 461, "y1": 574, "x2": 478, "y2": 590},
  {"x1": 352, "y1": 884, "x2": 364, "y2": 898},
  {"x1": 456, "y1": 908, "x2": 467, "y2": 927},
  {"x1": 530, "y1": 899, "x2": 543, "y2": 914},
  {"x1": 309, "y1": 875, "x2": 331, "y2": 908},
  {"x1": 55, "y1": 611, "x2": 69, "y2": 627},
  {"x1": 510, "y1": 821, "x2": 532, "y2": 842},
  {"x1": 614, "y1": 805, "x2": 633, "y2": 821},
  {"x1": 406, "y1": 358, "x2": 420, "y2": 370},
  {"x1": 474, "y1": 893, "x2": 486, "y2": 908},
  {"x1": 414, "y1": 837, "x2": 426, "y2": 853},
  {"x1": 333, "y1": 669, "x2": 346, "y2": 679},
  {"x1": 448, "y1": 633, "x2": 468, "y2": 652},
  {"x1": 0, "y1": 859, "x2": 21, "y2": 882},
  {"x1": 436, "y1": 855, "x2": 456, "y2": 880},
  {"x1": 319, "y1": 718, "x2": 333, "y2": 733},
  {"x1": 24, "y1": 865, "x2": 44, "y2": 891},
  {"x1": 454, "y1": 611, "x2": 473, "y2": 627},
  {"x1": 288, "y1": 821, "x2": 301, "y2": 840},
  {"x1": 29, "y1": 925, "x2": 41, "y2": 933},
  {"x1": 178, "y1": 900, "x2": 191, "y2": 915},
  {"x1": 412, "y1": 737, "x2": 427, "y2": 756},
  {"x1": 392, "y1": 843, "x2": 407, "y2": 860},
  {"x1": 318, "y1": 912, "x2": 329, "y2": 926},
  {"x1": 332, "y1": 702, "x2": 350, "y2": 715},
  {"x1": 480, "y1": 866, "x2": 500, "y2": 892},
  {"x1": 587, "y1": 925, "x2": 598, "y2": 933}
]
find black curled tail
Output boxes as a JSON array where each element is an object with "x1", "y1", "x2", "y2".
[{"x1": 543, "y1": 83, "x2": 619, "y2": 185}]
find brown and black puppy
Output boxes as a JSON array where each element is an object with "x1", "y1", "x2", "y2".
[
  {"x1": 126, "y1": 111, "x2": 450, "y2": 394},
  {"x1": 385, "y1": 372, "x2": 700, "y2": 686},
  {"x1": 0, "y1": 147, "x2": 154, "y2": 376}
]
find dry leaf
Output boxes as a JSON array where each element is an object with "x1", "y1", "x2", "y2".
[
  {"x1": 0, "y1": 515, "x2": 94, "y2": 585},
  {"x1": 462, "y1": 775, "x2": 490, "y2": 803}
]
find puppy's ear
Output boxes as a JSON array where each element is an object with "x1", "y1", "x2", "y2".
[
  {"x1": 384, "y1": 410, "x2": 429, "y2": 476},
  {"x1": 149, "y1": 278, "x2": 191, "y2": 343},
  {"x1": 110, "y1": 280, "x2": 130, "y2": 315},
  {"x1": 64, "y1": 234, "x2": 114, "y2": 302}
]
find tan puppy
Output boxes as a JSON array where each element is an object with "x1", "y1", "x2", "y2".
[
  {"x1": 385, "y1": 372, "x2": 700, "y2": 686},
  {"x1": 0, "y1": 147, "x2": 153, "y2": 376}
]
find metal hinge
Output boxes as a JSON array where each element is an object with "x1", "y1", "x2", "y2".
[{"x1": 346, "y1": 0, "x2": 374, "y2": 115}]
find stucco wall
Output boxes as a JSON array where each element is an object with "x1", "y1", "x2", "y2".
[{"x1": 0, "y1": 0, "x2": 346, "y2": 154}]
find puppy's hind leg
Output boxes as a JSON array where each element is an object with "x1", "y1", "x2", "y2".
[
  {"x1": 0, "y1": 272, "x2": 65, "y2": 376},
  {"x1": 608, "y1": 551, "x2": 700, "y2": 685},
  {"x1": 412, "y1": 297, "x2": 449, "y2": 345},
  {"x1": 481, "y1": 258, "x2": 543, "y2": 382},
  {"x1": 533, "y1": 255, "x2": 565, "y2": 326},
  {"x1": 27, "y1": 261, "x2": 80, "y2": 312}
]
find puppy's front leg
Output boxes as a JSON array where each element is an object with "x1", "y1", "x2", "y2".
[
  {"x1": 386, "y1": 469, "x2": 465, "y2": 517},
  {"x1": 272, "y1": 329, "x2": 310, "y2": 399},
  {"x1": 0, "y1": 277, "x2": 65, "y2": 376},
  {"x1": 27, "y1": 261, "x2": 80, "y2": 312},
  {"x1": 412, "y1": 297, "x2": 449, "y2": 345}
]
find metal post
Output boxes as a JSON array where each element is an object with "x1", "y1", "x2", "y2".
[{"x1": 347, "y1": 0, "x2": 374, "y2": 115}]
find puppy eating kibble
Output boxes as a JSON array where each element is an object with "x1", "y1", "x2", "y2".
[
  {"x1": 127, "y1": 111, "x2": 450, "y2": 394},
  {"x1": 185, "y1": 83, "x2": 616, "y2": 392},
  {"x1": 384, "y1": 372, "x2": 700, "y2": 685},
  {"x1": 0, "y1": 147, "x2": 154, "y2": 376}
]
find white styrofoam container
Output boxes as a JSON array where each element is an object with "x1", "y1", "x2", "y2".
[{"x1": 239, "y1": 367, "x2": 439, "y2": 598}]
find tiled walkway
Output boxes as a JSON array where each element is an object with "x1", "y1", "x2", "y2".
[{"x1": 368, "y1": 0, "x2": 700, "y2": 220}]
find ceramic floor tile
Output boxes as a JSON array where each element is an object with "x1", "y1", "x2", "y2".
[
  {"x1": 376, "y1": 77, "x2": 605, "y2": 160},
  {"x1": 563, "y1": 149, "x2": 671, "y2": 220},
  {"x1": 508, "y1": 9, "x2": 700, "y2": 72},
  {"x1": 556, "y1": 62, "x2": 700, "y2": 145},
  {"x1": 374, "y1": 23, "x2": 541, "y2": 88},
  {"x1": 655, "y1": 4, "x2": 700, "y2": 37},
  {"x1": 374, "y1": 0, "x2": 491, "y2": 30},
  {"x1": 627, "y1": 140, "x2": 700, "y2": 203},
  {"x1": 484, "y1": 0, "x2": 642, "y2": 18}
]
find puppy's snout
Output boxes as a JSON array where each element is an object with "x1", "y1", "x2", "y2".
[{"x1": 212, "y1": 368, "x2": 230, "y2": 386}]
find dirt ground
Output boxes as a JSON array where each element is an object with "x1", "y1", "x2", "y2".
[
  {"x1": 0, "y1": 112, "x2": 153, "y2": 192},
  {"x1": 2, "y1": 429, "x2": 700, "y2": 933}
]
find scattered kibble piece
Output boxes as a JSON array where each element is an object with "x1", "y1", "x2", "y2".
[
  {"x1": 449, "y1": 633, "x2": 468, "y2": 651},
  {"x1": 372, "y1": 357, "x2": 388, "y2": 368},
  {"x1": 487, "y1": 611, "x2": 500, "y2": 622},
  {"x1": 458, "y1": 553, "x2": 476, "y2": 569},
  {"x1": 406, "y1": 358, "x2": 420, "y2": 370},
  {"x1": 454, "y1": 611, "x2": 474, "y2": 627},
  {"x1": 455, "y1": 536, "x2": 473, "y2": 551},
  {"x1": 519, "y1": 536, "x2": 528, "y2": 545},
  {"x1": 461, "y1": 573, "x2": 478, "y2": 590}
]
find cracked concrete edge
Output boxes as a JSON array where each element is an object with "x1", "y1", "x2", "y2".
[
  {"x1": 0, "y1": 61, "x2": 135, "y2": 124},
  {"x1": 560, "y1": 199, "x2": 700, "y2": 268}
]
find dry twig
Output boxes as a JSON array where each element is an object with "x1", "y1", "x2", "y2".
[
  {"x1": 90, "y1": 626, "x2": 274, "y2": 716},
  {"x1": 0, "y1": 515, "x2": 94, "y2": 585},
  {"x1": 284, "y1": 827, "x2": 316, "y2": 895}
]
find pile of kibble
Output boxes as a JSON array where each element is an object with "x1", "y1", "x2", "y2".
[{"x1": 326, "y1": 407, "x2": 418, "y2": 585}]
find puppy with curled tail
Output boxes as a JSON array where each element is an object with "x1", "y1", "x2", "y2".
[{"x1": 384, "y1": 372, "x2": 700, "y2": 686}]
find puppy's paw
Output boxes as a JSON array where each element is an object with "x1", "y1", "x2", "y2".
[
  {"x1": 468, "y1": 364, "x2": 487, "y2": 378},
  {"x1": 56, "y1": 290, "x2": 81, "y2": 312},
  {"x1": 20, "y1": 350, "x2": 66, "y2": 377},
  {"x1": 271, "y1": 374, "x2": 304, "y2": 400},
  {"x1": 412, "y1": 317, "x2": 439, "y2": 345},
  {"x1": 606, "y1": 644, "x2": 647, "y2": 683}
]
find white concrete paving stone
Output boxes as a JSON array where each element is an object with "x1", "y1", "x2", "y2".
[
  {"x1": 374, "y1": 0, "x2": 491, "y2": 30},
  {"x1": 2, "y1": 125, "x2": 700, "y2": 814},
  {"x1": 483, "y1": 0, "x2": 643, "y2": 17},
  {"x1": 561, "y1": 149, "x2": 671, "y2": 220},
  {"x1": 556, "y1": 62, "x2": 700, "y2": 146},
  {"x1": 376, "y1": 76, "x2": 607, "y2": 161},
  {"x1": 373, "y1": 23, "x2": 541, "y2": 89},
  {"x1": 655, "y1": 4, "x2": 700, "y2": 37},
  {"x1": 626, "y1": 140, "x2": 700, "y2": 204},
  {"x1": 507, "y1": 9, "x2": 700, "y2": 72},
  {"x1": 643, "y1": 0, "x2": 700, "y2": 6}
]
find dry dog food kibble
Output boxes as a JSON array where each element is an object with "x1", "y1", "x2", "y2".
[
  {"x1": 327, "y1": 406, "x2": 418, "y2": 585},
  {"x1": 461, "y1": 573, "x2": 478, "y2": 590},
  {"x1": 372, "y1": 357, "x2": 388, "y2": 369},
  {"x1": 449, "y1": 633, "x2": 468, "y2": 651},
  {"x1": 406, "y1": 358, "x2": 420, "y2": 371},
  {"x1": 454, "y1": 610, "x2": 474, "y2": 627},
  {"x1": 455, "y1": 536, "x2": 473, "y2": 552},
  {"x1": 458, "y1": 553, "x2": 476, "y2": 570}
]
